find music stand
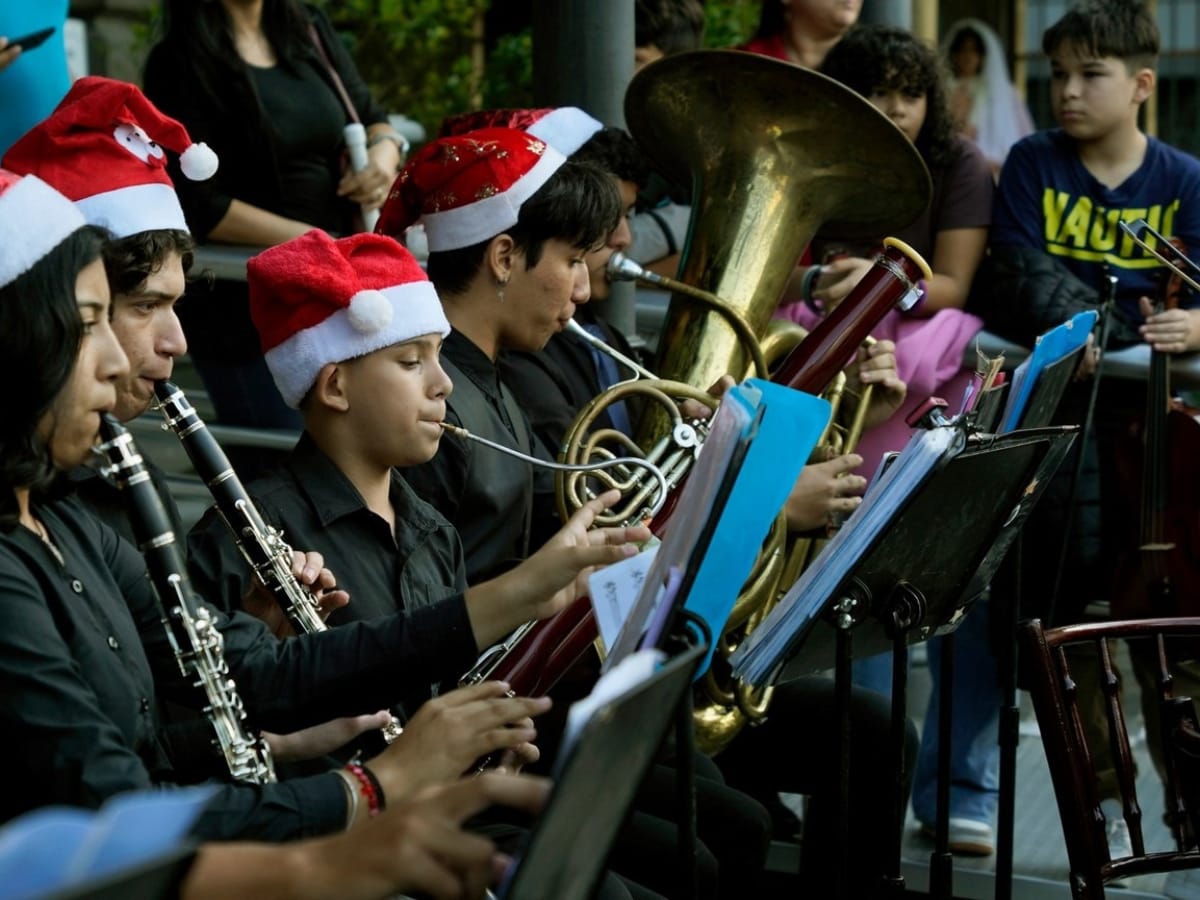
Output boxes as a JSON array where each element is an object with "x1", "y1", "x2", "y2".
[
  {"x1": 745, "y1": 423, "x2": 1076, "y2": 899},
  {"x1": 498, "y1": 642, "x2": 706, "y2": 900}
]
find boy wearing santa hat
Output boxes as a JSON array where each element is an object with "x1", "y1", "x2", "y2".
[
  {"x1": 185, "y1": 228, "x2": 649, "y2": 777},
  {"x1": 375, "y1": 127, "x2": 623, "y2": 583}
]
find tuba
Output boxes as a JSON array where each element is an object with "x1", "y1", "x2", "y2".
[{"x1": 490, "y1": 50, "x2": 932, "y2": 741}]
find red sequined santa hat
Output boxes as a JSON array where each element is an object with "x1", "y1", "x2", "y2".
[
  {"x1": 2, "y1": 76, "x2": 217, "y2": 238},
  {"x1": 375, "y1": 127, "x2": 567, "y2": 252},
  {"x1": 0, "y1": 169, "x2": 88, "y2": 288},
  {"x1": 439, "y1": 106, "x2": 603, "y2": 157},
  {"x1": 248, "y1": 230, "x2": 450, "y2": 408}
]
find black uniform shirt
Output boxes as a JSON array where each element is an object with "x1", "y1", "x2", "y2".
[
  {"x1": 0, "y1": 496, "x2": 477, "y2": 840},
  {"x1": 187, "y1": 432, "x2": 470, "y2": 712}
]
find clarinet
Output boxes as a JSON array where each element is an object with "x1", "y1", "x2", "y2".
[
  {"x1": 95, "y1": 414, "x2": 277, "y2": 784},
  {"x1": 153, "y1": 380, "x2": 403, "y2": 745}
]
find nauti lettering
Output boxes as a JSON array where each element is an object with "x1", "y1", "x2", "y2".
[{"x1": 1042, "y1": 189, "x2": 1179, "y2": 268}]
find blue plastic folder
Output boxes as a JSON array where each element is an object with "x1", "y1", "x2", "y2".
[
  {"x1": 1000, "y1": 310, "x2": 1098, "y2": 432},
  {"x1": 605, "y1": 378, "x2": 831, "y2": 676}
]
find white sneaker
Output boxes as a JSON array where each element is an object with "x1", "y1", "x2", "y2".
[{"x1": 919, "y1": 817, "x2": 995, "y2": 856}]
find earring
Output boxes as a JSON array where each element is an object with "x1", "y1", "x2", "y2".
[{"x1": 497, "y1": 277, "x2": 508, "y2": 303}]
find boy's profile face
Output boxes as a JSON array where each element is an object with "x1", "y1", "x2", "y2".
[
  {"x1": 337, "y1": 333, "x2": 452, "y2": 467},
  {"x1": 584, "y1": 178, "x2": 638, "y2": 303},
  {"x1": 1049, "y1": 41, "x2": 1152, "y2": 142},
  {"x1": 501, "y1": 237, "x2": 591, "y2": 352}
]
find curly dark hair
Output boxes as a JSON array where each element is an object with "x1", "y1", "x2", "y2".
[
  {"x1": 102, "y1": 229, "x2": 195, "y2": 297},
  {"x1": 0, "y1": 226, "x2": 107, "y2": 528},
  {"x1": 820, "y1": 24, "x2": 959, "y2": 174}
]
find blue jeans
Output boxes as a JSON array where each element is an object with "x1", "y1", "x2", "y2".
[{"x1": 852, "y1": 595, "x2": 1001, "y2": 826}]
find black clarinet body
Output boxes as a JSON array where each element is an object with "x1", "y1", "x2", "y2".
[
  {"x1": 152, "y1": 381, "x2": 403, "y2": 745},
  {"x1": 95, "y1": 414, "x2": 277, "y2": 783}
]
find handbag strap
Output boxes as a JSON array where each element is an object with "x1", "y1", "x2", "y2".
[{"x1": 307, "y1": 22, "x2": 360, "y2": 124}]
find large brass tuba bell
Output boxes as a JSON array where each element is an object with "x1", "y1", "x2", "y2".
[{"x1": 560, "y1": 50, "x2": 931, "y2": 754}]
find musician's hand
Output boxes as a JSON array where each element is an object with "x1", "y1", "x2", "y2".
[
  {"x1": 785, "y1": 453, "x2": 867, "y2": 532},
  {"x1": 242, "y1": 550, "x2": 349, "y2": 638},
  {"x1": 674, "y1": 374, "x2": 734, "y2": 420},
  {"x1": 521, "y1": 489, "x2": 652, "y2": 622},
  {"x1": 1139, "y1": 297, "x2": 1200, "y2": 353},
  {"x1": 1074, "y1": 331, "x2": 1102, "y2": 380},
  {"x1": 492, "y1": 717, "x2": 540, "y2": 774},
  {"x1": 263, "y1": 711, "x2": 394, "y2": 762},
  {"x1": 814, "y1": 256, "x2": 873, "y2": 311},
  {"x1": 849, "y1": 339, "x2": 907, "y2": 428},
  {"x1": 370, "y1": 682, "x2": 551, "y2": 802},
  {"x1": 260, "y1": 774, "x2": 550, "y2": 900}
]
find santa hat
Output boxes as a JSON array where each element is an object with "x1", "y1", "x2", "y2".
[
  {"x1": 0, "y1": 170, "x2": 88, "y2": 288},
  {"x1": 2, "y1": 76, "x2": 218, "y2": 238},
  {"x1": 375, "y1": 127, "x2": 566, "y2": 252},
  {"x1": 439, "y1": 107, "x2": 603, "y2": 157},
  {"x1": 248, "y1": 230, "x2": 450, "y2": 408}
]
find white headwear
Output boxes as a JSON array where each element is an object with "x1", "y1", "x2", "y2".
[{"x1": 942, "y1": 19, "x2": 1034, "y2": 169}]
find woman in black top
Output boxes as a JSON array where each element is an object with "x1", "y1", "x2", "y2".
[{"x1": 143, "y1": 0, "x2": 405, "y2": 431}]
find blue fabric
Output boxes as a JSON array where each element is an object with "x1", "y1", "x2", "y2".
[
  {"x1": 852, "y1": 596, "x2": 1001, "y2": 826},
  {"x1": 991, "y1": 129, "x2": 1200, "y2": 322},
  {"x1": 0, "y1": 2, "x2": 70, "y2": 156},
  {"x1": 0, "y1": 786, "x2": 216, "y2": 900},
  {"x1": 583, "y1": 322, "x2": 633, "y2": 437}
]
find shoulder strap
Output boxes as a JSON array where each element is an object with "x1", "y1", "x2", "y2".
[{"x1": 307, "y1": 22, "x2": 360, "y2": 124}]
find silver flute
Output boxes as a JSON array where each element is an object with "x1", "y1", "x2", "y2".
[
  {"x1": 153, "y1": 381, "x2": 403, "y2": 745},
  {"x1": 95, "y1": 414, "x2": 277, "y2": 784}
]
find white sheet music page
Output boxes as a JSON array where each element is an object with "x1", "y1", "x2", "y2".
[
  {"x1": 561, "y1": 648, "x2": 666, "y2": 760},
  {"x1": 588, "y1": 544, "x2": 660, "y2": 655},
  {"x1": 730, "y1": 424, "x2": 966, "y2": 686}
]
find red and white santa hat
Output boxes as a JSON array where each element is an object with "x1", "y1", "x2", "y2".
[
  {"x1": 248, "y1": 230, "x2": 450, "y2": 408},
  {"x1": 2, "y1": 76, "x2": 217, "y2": 238},
  {"x1": 375, "y1": 126, "x2": 567, "y2": 252},
  {"x1": 0, "y1": 169, "x2": 88, "y2": 288},
  {"x1": 439, "y1": 107, "x2": 603, "y2": 157}
]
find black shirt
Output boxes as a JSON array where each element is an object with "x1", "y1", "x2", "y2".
[
  {"x1": 187, "y1": 432, "x2": 470, "y2": 712},
  {"x1": 402, "y1": 329, "x2": 559, "y2": 581},
  {"x1": 0, "y1": 496, "x2": 477, "y2": 840}
]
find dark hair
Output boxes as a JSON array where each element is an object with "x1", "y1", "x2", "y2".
[
  {"x1": 427, "y1": 161, "x2": 623, "y2": 296},
  {"x1": 820, "y1": 25, "x2": 959, "y2": 173},
  {"x1": 948, "y1": 26, "x2": 985, "y2": 60},
  {"x1": 573, "y1": 127, "x2": 652, "y2": 190},
  {"x1": 1042, "y1": 0, "x2": 1159, "y2": 70},
  {"x1": 157, "y1": 0, "x2": 314, "y2": 124},
  {"x1": 102, "y1": 229, "x2": 195, "y2": 297},
  {"x1": 0, "y1": 226, "x2": 107, "y2": 527},
  {"x1": 753, "y1": 0, "x2": 787, "y2": 41},
  {"x1": 635, "y1": 0, "x2": 706, "y2": 54}
]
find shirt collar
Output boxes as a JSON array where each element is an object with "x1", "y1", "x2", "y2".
[
  {"x1": 444, "y1": 327, "x2": 506, "y2": 403},
  {"x1": 287, "y1": 432, "x2": 439, "y2": 533}
]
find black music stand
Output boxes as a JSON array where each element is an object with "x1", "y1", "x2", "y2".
[
  {"x1": 498, "y1": 642, "x2": 706, "y2": 900},
  {"x1": 766, "y1": 423, "x2": 1077, "y2": 899}
]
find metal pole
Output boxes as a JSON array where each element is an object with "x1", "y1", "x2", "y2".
[{"x1": 532, "y1": 0, "x2": 638, "y2": 338}]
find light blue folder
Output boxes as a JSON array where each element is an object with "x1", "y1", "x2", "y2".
[{"x1": 1000, "y1": 310, "x2": 1099, "y2": 432}]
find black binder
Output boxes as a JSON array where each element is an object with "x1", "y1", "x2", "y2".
[
  {"x1": 498, "y1": 643, "x2": 705, "y2": 900},
  {"x1": 779, "y1": 425, "x2": 1077, "y2": 678}
]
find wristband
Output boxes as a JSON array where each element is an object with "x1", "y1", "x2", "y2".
[
  {"x1": 344, "y1": 762, "x2": 385, "y2": 817},
  {"x1": 335, "y1": 768, "x2": 360, "y2": 828},
  {"x1": 800, "y1": 265, "x2": 822, "y2": 314}
]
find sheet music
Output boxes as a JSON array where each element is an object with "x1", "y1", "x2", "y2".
[
  {"x1": 730, "y1": 424, "x2": 966, "y2": 686},
  {"x1": 603, "y1": 380, "x2": 831, "y2": 673},
  {"x1": 588, "y1": 545, "x2": 660, "y2": 655},
  {"x1": 999, "y1": 310, "x2": 1098, "y2": 432},
  {"x1": 561, "y1": 648, "x2": 666, "y2": 760}
]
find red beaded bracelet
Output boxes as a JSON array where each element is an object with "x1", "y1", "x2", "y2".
[{"x1": 344, "y1": 762, "x2": 386, "y2": 817}]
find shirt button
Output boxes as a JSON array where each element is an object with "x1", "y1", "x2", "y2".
[
  {"x1": 140, "y1": 697, "x2": 151, "y2": 713},
  {"x1": 71, "y1": 579, "x2": 83, "y2": 593},
  {"x1": 107, "y1": 635, "x2": 120, "y2": 651}
]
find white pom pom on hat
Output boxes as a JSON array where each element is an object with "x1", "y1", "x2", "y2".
[{"x1": 347, "y1": 289, "x2": 394, "y2": 333}]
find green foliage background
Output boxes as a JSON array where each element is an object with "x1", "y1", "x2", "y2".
[{"x1": 314, "y1": 1, "x2": 760, "y2": 141}]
